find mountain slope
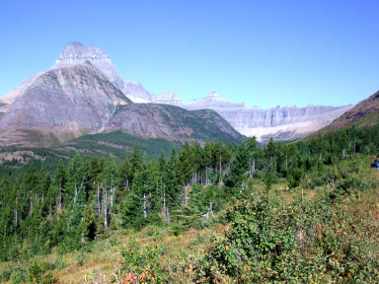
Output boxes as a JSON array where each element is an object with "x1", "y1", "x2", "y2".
[
  {"x1": 326, "y1": 90, "x2": 379, "y2": 130},
  {"x1": 0, "y1": 102, "x2": 6, "y2": 119},
  {"x1": 59, "y1": 131, "x2": 179, "y2": 158},
  {"x1": 107, "y1": 103, "x2": 243, "y2": 143},
  {"x1": 0, "y1": 54, "x2": 242, "y2": 148},
  {"x1": 0, "y1": 62, "x2": 131, "y2": 146}
]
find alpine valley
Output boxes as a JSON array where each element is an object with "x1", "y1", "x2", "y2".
[{"x1": 0, "y1": 42, "x2": 351, "y2": 160}]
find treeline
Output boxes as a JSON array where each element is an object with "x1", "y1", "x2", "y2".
[{"x1": 0, "y1": 124, "x2": 379, "y2": 261}]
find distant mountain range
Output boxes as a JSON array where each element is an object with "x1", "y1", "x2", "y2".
[
  {"x1": 0, "y1": 42, "x2": 354, "y2": 150},
  {"x1": 0, "y1": 43, "x2": 241, "y2": 148},
  {"x1": 51, "y1": 42, "x2": 348, "y2": 141},
  {"x1": 127, "y1": 89, "x2": 351, "y2": 142},
  {"x1": 185, "y1": 92, "x2": 351, "y2": 142}
]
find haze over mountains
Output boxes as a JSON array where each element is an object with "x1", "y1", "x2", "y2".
[{"x1": 0, "y1": 42, "x2": 351, "y2": 148}]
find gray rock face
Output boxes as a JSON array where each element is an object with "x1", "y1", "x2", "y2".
[
  {"x1": 0, "y1": 60, "x2": 241, "y2": 146},
  {"x1": 215, "y1": 105, "x2": 350, "y2": 130},
  {"x1": 0, "y1": 63, "x2": 130, "y2": 130},
  {"x1": 55, "y1": 42, "x2": 125, "y2": 90},
  {"x1": 123, "y1": 81, "x2": 153, "y2": 103},
  {"x1": 0, "y1": 103, "x2": 6, "y2": 121},
  {"x1": 55, "y1": 42, "x2": 154, "y2": 103},
  {"x1": 0, "y1": 63, "x2": 131, "y2": 145},
  {"x1": 185, "y1": 92, "x2": 351, "y2": 141}
]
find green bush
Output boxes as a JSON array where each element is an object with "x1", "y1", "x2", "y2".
[
  {"x1": 195, "y1": 189, "x2": 379, "y2": 283},
  {"x1": 121, "y1": 241, "x2": 168, "y2": 283}
]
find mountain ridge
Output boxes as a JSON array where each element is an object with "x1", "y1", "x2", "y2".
[
  {"x1": 0, "y1": 41, "x2": 351, "y2": 145},
  {"x1": 323, "y1": 90, "x2": 379, "y2": 130},
  {"x1": 0, "y1": 53, "x2": 242, "y2": 148}
]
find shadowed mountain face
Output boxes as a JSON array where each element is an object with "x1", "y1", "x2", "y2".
[
  {"x1": 106, "y1": 104, "x2": 242, "y2": 143},
  {"x1": 324, "y1": 90, "x2": 379, "y2": 130},
  {"x1": 0, "y1": 46, "x2": 242, "y2": 147}
]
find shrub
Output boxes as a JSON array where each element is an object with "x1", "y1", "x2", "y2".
[{"x1": 121, "y1": 241, "x2": 168, "y2": 283}]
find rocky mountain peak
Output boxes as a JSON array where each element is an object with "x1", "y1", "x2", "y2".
[
  {"x1": 56, "y1": 42, "x2": 110, "y2": 65},
  {"x1": 55, "y1": 42, "x2": 124, "y2": 89},
  {"x1": 187, "y1": 91, "x2": 246, "y2": 110},
  {"x1": 154, "y1": 92, "x2": 182, "y2": 106}
]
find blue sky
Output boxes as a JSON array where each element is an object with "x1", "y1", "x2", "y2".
[{"x1": 1, "y1": 0, "x2": 379, "y2": 108}]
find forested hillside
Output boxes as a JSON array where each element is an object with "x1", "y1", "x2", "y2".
[{"x1": 0, "y1": 124, "x2": 378, "y2": 283}]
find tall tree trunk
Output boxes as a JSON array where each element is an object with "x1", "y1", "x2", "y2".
[
  {"x1": 183, "y1": 185, "x2": 190, "y2": 207},
  {"x1": 57, "y1": 185, "x2": 63, "y2": 212},
  {"x1": 96, "y1": 184, "x2": 101, "y2": 217},
  {"x1": 110, "y1": 187, "x2": 116, "y2": 208},
  {"x1": 250, "y1": 159, "x2": 256, "y2": 178},
  {"x1": 143, "y1": 193, "x2": 147, "y2": 219},
  {"x1": 29, "y1": 197, "x2": 33, "y2": 216},
  {"x1": 103, "y1": 188, "x2": 108, "y2": 229},
  {"x1": 74, "y1": 185, "x2": 78, "y2": 205}
]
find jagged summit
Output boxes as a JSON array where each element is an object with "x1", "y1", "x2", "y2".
[
  {"x1": 187, "y1": 91, "x2": 246, "y2": 110},
  {"x1": 154, "y1": 92, "x2": 182, "y2": 106},
  {"x1": 55, "y1": 41, "x2": 124, "y2": 89},
  {"x1": 56, "y1": 42, "x2": 110, "y2": 65}
]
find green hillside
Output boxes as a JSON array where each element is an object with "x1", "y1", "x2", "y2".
[
  {"x1": 325, "y1": 90, "x2": 379, "y2": 130},
  {"x1": 0, "y1": 125, "x2": 378, "y2": 283},
  {"x1": 60, "y1": 131, "x2": 179, "y2": 159}
]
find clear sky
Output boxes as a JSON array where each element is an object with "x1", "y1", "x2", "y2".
[{"x1": 1, "y1": 0, "x2": 379, "y2": 108}]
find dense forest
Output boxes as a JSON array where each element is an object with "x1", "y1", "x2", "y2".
[{"x1": 0, "y1": 125, "x2": 379, "y2": 283}]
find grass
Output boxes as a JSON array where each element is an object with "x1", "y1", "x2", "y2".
[{"x1": 0, "y1": 224, "x2": 225, "y2": 283}]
